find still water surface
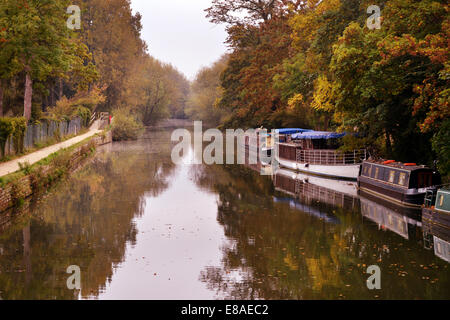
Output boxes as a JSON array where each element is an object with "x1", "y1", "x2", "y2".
[{"x1": 0, "y1": 129, "x2": 448, "y2": 300}]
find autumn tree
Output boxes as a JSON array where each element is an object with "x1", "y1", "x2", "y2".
[
  {"x1": 165, "y1": 65, "x2": 190, "y2": 119},
  {"x1": 122, "y1": 55, "x2": 187, "y2": 126},
  {"x1": 0, "y1": 18, "x2": 20, "y2": 117},
  {"x1": 0, "y1": 0, "x2": 77, "y2": 121},
  {"x1": 206, "y1": 0, "x2": 303, "y2": 24},
  {"x1": 186, "y1": 55, "x2": 230, "y2": 126},
  {"x1": 78, "y1": 0, "x2": 147, "y2": 111},
  {"x1": 207, "y1": 0, "x2": 302, "y2": 128},
  {"x1": 330, "y1": 0, "x2": 448, "y2": 163}
]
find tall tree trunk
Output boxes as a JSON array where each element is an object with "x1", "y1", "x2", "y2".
[
  {"x1": 51, "y1": 82, "x2": 56, "y2": 107},
  {"x1": 24, "y1": 69, "x2": 33, "y2": 121},
  {"x1": 0, "y1": 80, "x2": 4, "y2": 117}
]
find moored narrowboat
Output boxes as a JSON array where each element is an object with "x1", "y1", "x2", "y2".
[
  {"x1": 422, "y1": 187, "x2": 450, "y2": 241},
  {"x1": 358, "y1": 160, "x2": 441, "y2": 208},
  {"x1": 244, "y1": 128, "x2": 274, "y2": 165},
  {"x1": 275, "y1": 130, "x2": 366, "y2": 181}
]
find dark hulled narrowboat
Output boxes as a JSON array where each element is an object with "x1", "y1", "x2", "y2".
[
  {"x1": 358, "y1": 160, "x2": 441, "y2": 208},
  {"x1": 422, "y1": 187, "x2": 450, "y2": 241}
]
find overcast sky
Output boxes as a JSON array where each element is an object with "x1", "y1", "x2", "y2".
[{"x1": 130, "y1": 0, "x2": 228, "y2": 80}]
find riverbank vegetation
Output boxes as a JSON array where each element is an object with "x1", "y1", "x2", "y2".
[
  {"x1": 0, "y1": 0, "x2": 189, "y2": 143},
  {"x1": 1, "y1": 0, "x2": 447, "y2": 177},
  {"x1": 111, "y1": 110, "x2": 144, "y2": 141},
  {"x1": 187, "y1": 0, "x2": 448, "y2": 177},
  {"x1": 0, "y1": 136, "x2": 97, "y2": 188},
  {"x1": 0, "y1": 136, "x2": 98, "y2": 214},
  {"x1": 186, "y1": 55, "x2": 230, "y2": 127}
]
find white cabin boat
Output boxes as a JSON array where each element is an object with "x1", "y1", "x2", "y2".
[{"x1": 275, "y1": 130, "x2": 366, "y2": 181}]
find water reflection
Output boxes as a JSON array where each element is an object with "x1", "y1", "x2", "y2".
[
  {"x1": 0, "y1": 130, "x2": 176, "y2": 299},
  {"x1": 360, "y1": 195, "x2": 422, "y2": 241},
  {"x1": 0, "y1": 129, "x2": 448, "y2": 300},
  {"x1": 195, "y1": 163, "x2": 449, "y2": 299}
]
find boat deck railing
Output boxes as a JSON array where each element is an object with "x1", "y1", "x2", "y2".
[{"x1": 295, "y1": 149, "x2": 367, "y2": 165}]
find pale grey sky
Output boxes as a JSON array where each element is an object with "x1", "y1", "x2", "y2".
[{"x1": 130, "y1": 0, "x2": 228, "y2": 80}]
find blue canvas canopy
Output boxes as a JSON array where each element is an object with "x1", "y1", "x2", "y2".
[
  {"x1": 273, "y1": 197, "x2": 340, "y2": 224},
  {"x1": 275, "y1": 128, "x2": 314, "y2": 135},
  {"x1": 291, "y1": 131, "x2": 347, "y2": 140}
]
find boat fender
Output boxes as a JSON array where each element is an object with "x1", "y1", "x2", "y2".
[
  {"x1": 305, "y1": 163, "x2": 309, "y2": 168},
  {"x1": 383, "y1": 160, "x2": 396, "y2": 165},
  {"x1": 404, "y1": 163, "x2": 417, "y2": 166}
]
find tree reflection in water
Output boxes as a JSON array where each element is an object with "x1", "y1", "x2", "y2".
[
  {"x1": 193, "y1": 163, "x2": 450, "y2": 300},
  {"x1": 0, "y1": 130, "x2": 176, "y2": 300},
  {"x1": 0, "y1": 129, "x2": 448, "y2": 300}
]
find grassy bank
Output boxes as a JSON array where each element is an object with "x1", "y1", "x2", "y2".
[
  {"x1": 0, "y1": 128, "x2": 89, "y2": 164},
  {"x1": 0, "y1": 131, "x2": 111, "y2": 213}
]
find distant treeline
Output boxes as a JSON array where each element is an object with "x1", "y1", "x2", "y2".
[
  {"x1": 0, "y1": 0, "x2": 189, "y2": 127},
  {"x1": 186, "y1": 0, "x2": 449, "y2": 177}
]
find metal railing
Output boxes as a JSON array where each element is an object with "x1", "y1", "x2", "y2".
[
  {"x1": 89, "y1": 112, "x2": 97, "y2": 126},
  {"x1": 90, "y1": 112, "x2": 110, "y2": 126},
  {"x1": 296, "y1": 149, "x2": 367, "y2": 165}
]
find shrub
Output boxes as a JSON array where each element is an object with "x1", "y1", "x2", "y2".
[
  {"x1": 432, "y1": 118, "x2": 450, "y2": 180},
  {"x1": 75, "y1": 106, "x2": 92, "y2": 127},
  {"x1": 11, "y1": 117, "x2": 27, "y2": 154},
  {"x1": 112, "y1": 111, "x2": 143, "y2": 141},
  {"x1": 19, "y1": 161, "x2": 32, "y2": 175},
  {"x1": 0, "y1": 117, "x2": 27, "y2": 157},
  {"x1": 0, "y1": 118, "x2": 14, "y2": 157},
  {"x1": 47, "y1": 97, "x2": 74, "y2": 121},
  {"x1": 71, "y1": 87, "x2": 106, "y2": 111}
]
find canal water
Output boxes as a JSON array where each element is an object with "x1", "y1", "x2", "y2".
[{"x1": 0, "y1": 128, "x2": 448, "y2": 300}]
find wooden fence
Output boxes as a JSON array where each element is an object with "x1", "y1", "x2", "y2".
[{"x1": 3, "y1": 117, "x2": 83, "y2": 157}]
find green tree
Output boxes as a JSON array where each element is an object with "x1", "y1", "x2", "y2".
[
  {"x1": 186, "y1": 55, "x2": 230, "y2": 126},
  {"x1": 1, "y1": 0, "x2": 76, "y2": 121},
  {"x1": 330, "y1": 0, "x2": 448, "y2": 164}
]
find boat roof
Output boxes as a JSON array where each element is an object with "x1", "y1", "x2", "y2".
[
  {"x1": 364, "y1": 160, "x2": 431, "y2": 172},
  {"x1": 275, "y1": 128, "x2": 314, "y2": 135},
  {"x1": 291, "y1": 131, "x2": 347, "y2": 140}
]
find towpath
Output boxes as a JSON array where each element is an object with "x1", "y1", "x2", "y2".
[{"x1": 0, "y1": 121, "x2": 103, "y2": 177}]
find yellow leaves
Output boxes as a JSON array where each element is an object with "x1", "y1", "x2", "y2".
[
  {"x1": 317, "y1": 0, "x2": 341, "y2": 14},
  {"x1": 287, "y1": 93, "x2": 304, "y2": 110},
  {"x1": 283, "y1": 253, "x2": 299, "y2": 271},
  {"x1": 290, "y1": 0, "x2": 341, "y2": 49},
  {"x1": 311, "y1": 75, "x2": 334, "y2": 112}
]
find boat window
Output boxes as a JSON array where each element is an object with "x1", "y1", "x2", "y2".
[
  {"x1": 375, "y1": 167, "x2": 380, "y2": 180},
  {"x1": 363, "y1": 165, "x2": 369, "y2": 176},
  {"x1": 418, "y1": 172, "x2": 433, "y2": 188},
  {"x1": 436, "y1": 242, "x2": 442, "y2": 255},
  {"x1": 399, "y1": 173, "x2": 407, "y2": 186},
  {"x1": 370, "y1": 166, "x2": 376, "y2": 178},
  {"x1": 383, "y1": 168, "x2": 390, "y2": 182},
  {"x1": 389, "y1": 170, "x2": 395, "y2": 183},
  {"x1": 364, "y1": 164, "x2": 372, "y2": 177},
  {"x1": 379, "y1": 167, "x2": 387, "y2": 181}
]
